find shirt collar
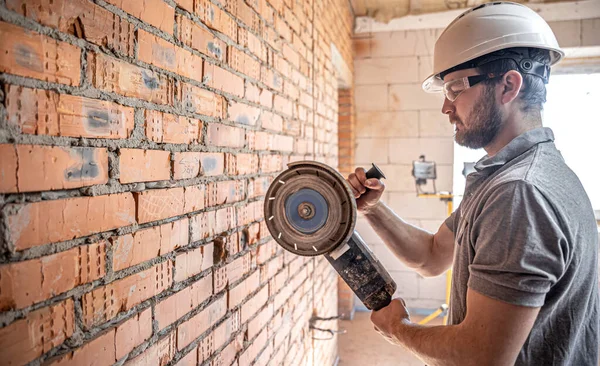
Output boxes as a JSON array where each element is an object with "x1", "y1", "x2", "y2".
[{"x1": 474, "y1": 127, "x2": 555, "y2": 173}]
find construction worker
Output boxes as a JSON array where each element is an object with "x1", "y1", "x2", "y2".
[{"x1": 347, "y1": 2, "x2": 599, "y2": 365}]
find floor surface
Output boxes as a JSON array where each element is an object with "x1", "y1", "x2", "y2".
[{"x1": 338, "y1": 311, "x2": 444, "y2": 366}]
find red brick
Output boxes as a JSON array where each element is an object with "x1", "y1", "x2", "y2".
[
  {"x1": 7, "y1": 193, "x2": 135, "y2": 251},
  {"x1": 261, "y1": 67, "x2": 282, "y2": 92},
  {"x1": 87, "y1": 53, "x2": 175, "y2": 105},
  {"x1": 238, "y1": 329, "x2": 268, "y2": 365},
  {"x1": 260, "y1": 89, "x2": 274, "y2": 108},
  {"x1": 173, "y1": 152, "x2": 224, "y2": 179},
  {"x1": 155, "y1": 274, "x2": 212, "y2": 330},
  {"x1": 245, "y1": 82, "x2": 260, "y2": 103},
  {"x1": 248, "y1": 302, "x2": 274, "y2": 340},
  {"x1": 178, "y1": 15, "x2": 226, "y2": 61},
  {"x1": 176, "y1": 296, "x2": 227, "y2": 349},
  {"x1": 260, "y1": 255, "x2": 283, "y2": 284},
  {"x1": 104, "y1": 0, "x2": 175, "y2": 34},
  {"x1": 275, "y1": 16, "x2": 292, "y2": 42},
  {"x1": 5, "y1": 85, "x2": 134, "y2": 139},
  {"x1": 0, "y1": 22, "x2": 80, "y2": 86},
  {"x1": 0, "y1": 299, "x2": 74, "y2": 365},
  {"x1": 82, "y1": 262, "x2": 172, "y2": 328},
  {"x1": 175, "y1": 0, "x2": 194, "y2": 12},
  {"x1": 50, "y1": 329, "x2": 116, "y2": 365},
  {"x1": 119, "y1": 149, "x2": 170, "y2": 184},
  {"x1": 236, "y1": 201, "x2": 263, "y2": 226},
  {"x1": 145, "y1": 110, "x2": 201, "y2": 144},
  {"x1": 246, "y1": 30, "x2": 267, "y2": 61},
  {"x1": 135, "y1": 187, "x2": 184, "y2": 224},
  {"x1": 211, "y1": 334, "x2": 244, "y2": 366},
  {"x1": 248, "y1": 177, "x2": 272, "y2": 198},
  {"x1": 195, "y1": 0, "x2": 237, "y2": 40},
  {"x1": 175, "y1": 351, "x2": 197, "y2": 366},
  {"x1": 283, "y1": 44, "x2": 300, "y2": 69},
  {"x1": 227, "y1": 253, "x2": 252, "y2": 285},
  {"x1": 259, "y1": 112, "x2": 282, "y2": 132},
  {"x1": 0, "y1": 242, "x2": 105, "y2": 310},
  {"x1": 174, "y1": 243, "x2": 214, "y2": 282},
  {"x1": 204, "y1": 63, "x2": 245, "y2": 97},
  {"x1": 228, "y1": 101, "x2": 262, "y2": 126},
  {"x1": 273, "y1": 134, "x2": 294, "y2": 152},
  {"x1": 0, "y1": 145, "x2": 17, "y2": 193},
  {"x1": 190, "y1": 207, "x2": 236, "y2": 242},
  {"x1": 246, "y1": 222, "x2": 261, "y2": 246},
  {"x1": 112, "y1": 219, "x2": 188, "y2": 271},
  {"x1": 255, "y1": 240, "x2": 277, "y2": 265},
  {"x1": 259, "y1": 154, "x2": 282, "y2": 173},
  {"x1": 247, "y1": 131, "x2": 273, "y2": 151},
  {"x1": 115, "y1": 308, "x2": 153, "y2": 360},
  {"x1": 227, "y1": 47, "x2": 260, "y2": 80},
  {"x1": 127, "y1": 332, "x2": 176, "y2": 366},
  {"x1": 225, "y1": 153, "x2": 259, "y2": 176},
  {"x1": 198, "y1": 313, "x2": 240, "y2": 363},
  {"x1": 205, "y1": 180, "x2": 246, "y2": 207},
  {"x1": 180, "y1": 83, "x2": 225, "y2": 118},
  {"x1": 7, "y1": 0, "x2": 135, "y2": 57},
  {"x1": 206, "y1": 123, "x2": 246, "y2": 148},
  {"x1": 228, "y1": 270, "x2": 259, "y2": 309},
  {"x1": 184, "y1": 185, "x2": 206, "y2": 214},
  {"x1": 274, "y1": 95, "x2": 293, "y2": 116},
  {"x1": 138, "y1": 30, "x2": 203, "y2": 82}
]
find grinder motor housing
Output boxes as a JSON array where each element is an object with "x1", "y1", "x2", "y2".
[{"x1": 263, "y1": 161, "x2": 396, "y2": 311}]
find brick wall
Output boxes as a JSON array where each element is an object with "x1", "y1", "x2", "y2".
[{"x1": 0, "y1": 0, "x2": 352, "y2": 364}]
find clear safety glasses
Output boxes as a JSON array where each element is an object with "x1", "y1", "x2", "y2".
[{"x1": 442, "y1": 74, "x2": 503, "y2": 102}]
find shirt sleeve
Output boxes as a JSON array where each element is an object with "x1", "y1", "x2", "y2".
[
  {"x1": 444, "y1": 203, "x2": 461, "y2": 233},
  {"x1": 467, "y1": 180, "x2": 569, "y2": 308}
]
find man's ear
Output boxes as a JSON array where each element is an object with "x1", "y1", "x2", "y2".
[{"x1": 499, "y1": 70, "x2": 523, "y2": 105}]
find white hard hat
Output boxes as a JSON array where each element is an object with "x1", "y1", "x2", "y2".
[{"x1": 422, "y1": 1, "x2": 564, "y2": 92}]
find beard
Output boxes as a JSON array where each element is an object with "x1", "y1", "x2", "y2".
[{"x1": 453, "y1": 84, "x2": 503, "y2": 149}]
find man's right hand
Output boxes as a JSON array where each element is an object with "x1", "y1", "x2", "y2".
[{"x1": 346, "y1": 167, "x2": 386, "y2": 213}]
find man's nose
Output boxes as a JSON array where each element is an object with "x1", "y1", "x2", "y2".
[{"x1": 442, "y1": 97, "x2": 454, "y2": 116}]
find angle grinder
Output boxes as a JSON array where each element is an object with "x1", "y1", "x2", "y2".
[{"x1": 264, "y1": 161, "x2": 396, "y2": 311}]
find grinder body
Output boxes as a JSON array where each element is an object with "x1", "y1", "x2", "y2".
[{"x1": 264, "y1": 161, "x2": 396, "y2": 311}]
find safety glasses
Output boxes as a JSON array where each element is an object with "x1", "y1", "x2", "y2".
[{"x1": 442, "y1": 74, "x2": 503, "y2": 102}]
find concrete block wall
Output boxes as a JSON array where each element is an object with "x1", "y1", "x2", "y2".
[
  {"x1": 353, "y1": 28, "x2": 454, "y2": 310},
  {"x1": 0, "y1": 0, "x2": 352, "y2": 365}
]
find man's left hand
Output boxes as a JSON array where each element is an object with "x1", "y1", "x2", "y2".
[{"x1": 371, "y1": 298, "x2": 411, "y2": 344}]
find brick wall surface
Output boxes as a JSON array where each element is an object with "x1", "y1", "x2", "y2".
[{"x1": 0, "y1": 0, "x2": 353, "y2": 364}]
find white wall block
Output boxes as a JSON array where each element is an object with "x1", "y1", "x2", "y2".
[
  {"x1": 582, "y1": 18, "x2": 600, "y2": 47},
  {"x1": 370, "y1": 244, "x2": 412, "y2": 272},
  {"x1": 355, "y1": 57, "x2": 420, "y2": 85},
  {"x1": 391, "y1": 271, "x2": 420, "y2": 298},
  {"x1": 389, "y1": 83, "x2": 444, "y2": 111},
  {"x1": 356, "y1": 111, "x2": 419, "y2": 138},
  {"x1": 355, "y1": 216, "x2": 384, "y2": 245},
  {"x1": 549, "y1": 20, "x2": 582, "y2": 48},
  {"x1": 388, "y1": 137, "x2": 454, "y2": 165},
  {"x1": 419, "y1": 219, "x2": 447, "y2": 234},
  {"x1": 418, "y1": 55, "x2": 434, "y2": 82},
  {"x1": 355, "y1": 137, "x2": 390, "y2": 165},
  {"x1": 419, "y1": 110, "x2": 454, "y2": 138},
  {"x1": 418, "y1": 273, "x2": 448, "y2": 300},
  {"x1": 355, "y1": 85, "x2": 388, "y2": 111},
  {"x1": 387, "y1": 192, "x2": 449, "y2": 220},
  {"x1": 375, "y1": 164, "x2": 418, "y2": 192}
]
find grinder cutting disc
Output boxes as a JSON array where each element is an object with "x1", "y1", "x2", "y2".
[{"x1": 264, "y1": 161, "x2": 356, "y2": 256}]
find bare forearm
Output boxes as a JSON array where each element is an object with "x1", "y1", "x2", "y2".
[{"x1": 362, "y1": 201, "x2": 435, "y2": 272}]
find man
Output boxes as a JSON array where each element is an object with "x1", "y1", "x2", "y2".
[{"x1": 346, "y1": 2, "x2": 599, "y2": 365}]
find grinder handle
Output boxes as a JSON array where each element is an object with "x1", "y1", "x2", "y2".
[{"x1": 365, "y1": 163, "x2": 386, "y2": 187}]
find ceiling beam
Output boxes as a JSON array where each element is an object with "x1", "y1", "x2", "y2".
[{"x1": 355, "y1": 0, "x2": 600, "y2": 33}]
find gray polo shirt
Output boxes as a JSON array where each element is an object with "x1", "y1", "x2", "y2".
[{"x1": 445, "y1": 127, "x2": 599, "y2": 365}]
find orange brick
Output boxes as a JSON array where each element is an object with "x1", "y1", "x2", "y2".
[
  {"x1": 204, "y1": 63, "x2": 244, "y2": 97},
  {"x1": 82, "y1": 262, "x2": 172, "y2": 328},
  {"x1": 49, "y1": 329, "x2": 116, "y2": 366},
  {"x1": 275, "y1": 16, "x2": 291, "y2": 42},
  {"x1": 176, "y1": 296, "x2": 227, "y2": 350},
  {"x1": 5, "y1": 85, "x2": 134, "y2": 139},
  {"x1": 175, "y1": 351, "x2": 196, "y2": 366},
  {"x1": 190, "y1": 207, "x2": 236, "y2": 242},
  {"x1": 205, "y1": 180, "x2": 246, "y2": 207},
  {"x1": 248, "y1": 177, "x2": 272, "y2": 198},
  {"x1": 274, "y1": 95, "x2": 293, "y2": 116},
  {"x1": 7, "y1": 0, "x2": 135, "y2": 57},
  {"x1": 259, "y1": 111, "x2": 282, "y2": 132},
  {"x1": 155, "y1": 274, "x2": 212, "y2": 330},
  {"x1": 206, "y1": 123, "x2": 245, "y2": 148},
  {"x1": 245, "y1": 82, "x2": 261, "y2": 103},
  {"x1": 178, "y1": 15, "x2": 226, "y2": 61},
  {"x1": 173, "y1": 152, "x2": 225, "y2": 179},
  {"x1": 0, "y1": 242, "x2": 105, "y2": 310},
  {"x1": 260, "y1": 89, "x2": 274, "y2": 108},
  {"x1": 247, "y1": 131, "x2": 272, "y2": 151},
  {"x1": 127, "y1": 332, "x2": 176, "y2": 366},
  {"x1": 7, "y1": 193, "x2": 135, "y2": 251},
  {"x1": 115, "y1": 308, "x2": 153, "y2": 360},
  {"x1": 283, "y1": 43, "x2": 300, "y2": 69},
  {"x1": 112, "y1": 219, "x2": 188, "y2": 271},
  {"x1": 104, "y1": 0, "x2": 175, "y2": 34},
  {"x1": 238, "y1": 329, "x2": 268, "y2": 365},
  {"x1": 138, "y1": 30, "x2": 203, "y2": 82},
  {"x1": 145, "y1": 110, "x2": 201, "y2": 144},
  {"x1": 228, "y1": 270, "x2": 259, "y2": 309},
  {"x1": 246, "y1": 30, "x2": 267, "y2": 61},
  {"x1": 225, "y1": 153, "x2": 259, "y2": 175},
  {"x1": 0, "y1": 22, "x2": 80, "y2": 85},
  {"x1": 0, "y1": 145, "x2": 108, "y2": 193},
  {"x1": 195, "y1": 0, "x2": 237, "y2": 40},
  {"x1": 260, "y1": 255, "x2": 283, "y2": 284},
  {"x1": 255, "y1": 240, "x2": 277, "y2": 265},
  {"x1": 227, "y1": 253, "x2": 252, "y2": 285},
  {"x1": 87, "y1": 53, "x2": 175, "y2": 105},
  {"x1": 119, "y1": 149, "x2": 171, "y2": 184},
  {"x1": 228, "y1": 102, "x2": 262, "y2": 126},
  {"x1": 211, "y1": 334, "x2": 243, "y2": 366},
  {"x1": 135, "y1": 187, "x2": 185, "y2": 224},
  {"x1": 174, "y1": 243, "x2": 214, "y2": 282},
  {"x1": 259, "y1": 154, "x2": 282, "y2": 173},
  {"x1": 247, "y1": 302, "x2": 274, "y2": 340},
  {"x1": 236, "y1": 201, "x2": 263, "y2": 226},
  {"x1": 180, "y1": 83, "x2": 225, "y2": 118},
  {"x1": 0, "y1": 299, "x2": 74, "y2": 365},
  {"x1": 184, "y1": 185, "x2": 206, "y2": 213}
]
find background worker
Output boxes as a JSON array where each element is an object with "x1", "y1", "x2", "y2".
[{"x1": 346, "y1": 2, "x2": 599, "y2": 365}]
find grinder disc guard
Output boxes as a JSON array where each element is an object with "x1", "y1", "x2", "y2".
[{"x1": 264, "y1": 161, "x2": 356, "y2": 256}]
